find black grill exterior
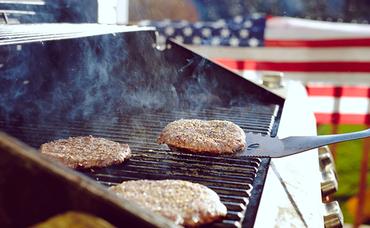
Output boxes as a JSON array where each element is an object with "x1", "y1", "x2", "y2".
[{"x1": 0, "y1": 25, "x2": 285, "y2": 227}]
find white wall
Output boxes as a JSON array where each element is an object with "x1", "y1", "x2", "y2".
[{"x1": 98, "y1": 0, "x2": 128, "y2": 24}]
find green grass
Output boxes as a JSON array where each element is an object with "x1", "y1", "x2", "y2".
[{"x1": 317, "y1": 124, "x2": 369, "y2": 223}]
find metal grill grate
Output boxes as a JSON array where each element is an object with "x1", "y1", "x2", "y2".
[
  {"x1": 0, "y1": 105, "x2": 279, "y2": 227},
  {"x1": 0, "y1": 24, "x2": 153, "y2": 45}
]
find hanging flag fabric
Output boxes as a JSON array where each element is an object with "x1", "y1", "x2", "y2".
[{"x1": 141, "y1": 15, "x2": 370, "y2": 124}]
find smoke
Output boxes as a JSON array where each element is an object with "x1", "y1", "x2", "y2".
[
  {"x1": 0, "y1": 25, "x2": 276, "y2": 144},
  {"x1": 0, "y1": 30, "x2": 181, "y2": 124},
  {"x1": 179, "y1": 58, "x2": 223, "y2": 111}
]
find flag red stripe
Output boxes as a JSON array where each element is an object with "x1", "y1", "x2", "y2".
[
  {"x1": 306, "y1": 86, "x2": 370, "y2": 98},
  {"x1": 265, "y1": 38, "x2": 370, "y2": 47},
  {"x1": 315, "y1": 113, "x2": 370, "y2": 124},
  {"x1": 215, "y1": 59, "x2": 370, "y2": 72}
]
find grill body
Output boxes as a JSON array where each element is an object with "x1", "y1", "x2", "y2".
[{"x1": 0, "y1": 26, "x2": 285, "y2": 227}]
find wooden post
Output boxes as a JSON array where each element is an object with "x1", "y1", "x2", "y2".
[{"x1": 330, "y1": 124, "x2": 339, "y2": 160}]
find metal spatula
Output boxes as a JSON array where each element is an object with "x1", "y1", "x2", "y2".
[{"x1": 242, "y1": 128, "x2": 370, "y2": 158}]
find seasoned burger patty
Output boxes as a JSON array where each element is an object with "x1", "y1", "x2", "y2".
[
  {"x1": 40, "y1": 135, "x2": 131, "y2": 169},
  {"x1": 109, "y1": 179, "x2": 227, "y2": 226},
  {"x1": 157, "y1": 119, "x2": 246, "y2": 154}
]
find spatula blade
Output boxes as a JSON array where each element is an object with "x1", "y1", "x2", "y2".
[
  {"x1": 240, "y1": 132, "x2": 286, "y2": 158},
  {"x1": 241, "y1": 128, "x2": 370, "y2": 158}
]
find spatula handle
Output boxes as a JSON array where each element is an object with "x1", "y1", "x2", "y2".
[
  {"x1": 317, "y1": 128, "x2": 370, "y2": 145},
  {"x1": 283, "y1": 128, "x2": 370, "y2": 154}
]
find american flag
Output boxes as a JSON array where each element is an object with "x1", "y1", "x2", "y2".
[{"x1": 140, "y1": 15, "x2": 370, "y2": 125}]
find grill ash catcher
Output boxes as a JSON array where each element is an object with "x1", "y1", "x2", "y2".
[{"x1": 0, "y1": 24, "x2": 285, "y2": 227}]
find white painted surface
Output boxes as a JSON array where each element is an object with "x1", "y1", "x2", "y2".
[
  {"x1": 254, "y1": 81, "x2": 323, "y2": 227},
  {"x1": 98, "y1": 0, "x2": 129, "y2": 24},
  {"x1": 116, "y1": 0, "x2": 129, "y2": 24}
]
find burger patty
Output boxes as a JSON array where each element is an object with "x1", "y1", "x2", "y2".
[
  {"x1": 157, "y1": 119, "x2": 246, "y2": 154},
  {"x1": 109, "y1": 179, "x2": 227, "y2": 226},
  {"x1": 40, "y1": 135, "x2": 131, "y2": 169}
]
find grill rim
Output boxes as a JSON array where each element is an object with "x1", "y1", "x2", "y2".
[
  {"x1": 0, "y1": 131, "x2": 177, "y2": 227},
  {"x1": 243, "y1": 158, "x2": 270, "y2": 228}
]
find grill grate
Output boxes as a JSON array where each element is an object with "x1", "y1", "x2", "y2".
[
  {"x1": 0, "y1": 24, "x2": 153, "y2": 45},
  {"x1": 0, "y1": 105, "x2": 279, "y2": 227}
]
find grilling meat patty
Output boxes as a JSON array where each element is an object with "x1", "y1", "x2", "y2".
[
  {"x1": 109, "y1": 179, "x2": 227, "y2": 226},
  {"x1": 157, "y1": 119, "x2": 246, "y2": 154},
  {"x1": 40, "y1": 135, "x2": 131, "y2": 169}
]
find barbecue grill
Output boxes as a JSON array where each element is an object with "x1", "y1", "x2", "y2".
[{"x1": 0, "y1": 24, "x2": 286, "y2": 227}]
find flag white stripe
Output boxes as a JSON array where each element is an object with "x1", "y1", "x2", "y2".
[
  {"x1": 307, "y1": 97, "x2": 370, "y2": 114},
  {"x1": 184, "y1": 45, "x2": 370, "y2": 62},
  {"x1": 239, "y1": 71, "x2": 370, "y2": 86},
  {"x1": 266, "y1": 17, "x2": 370, "y2": 40}
]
